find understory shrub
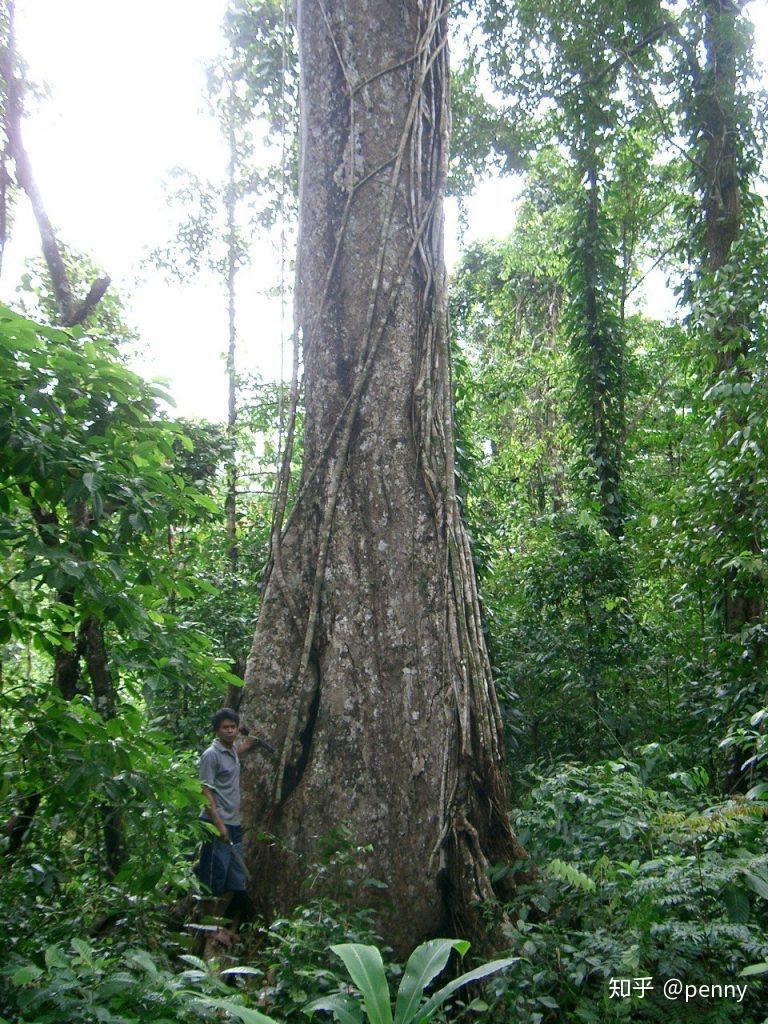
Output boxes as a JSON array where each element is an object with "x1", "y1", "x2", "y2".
[{"x1": 484, "y1": 752, "x2": 768, "y2": 1022}]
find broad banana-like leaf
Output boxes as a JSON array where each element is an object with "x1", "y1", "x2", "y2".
[
  {"x1": 196, "y1": 996, "x2": 282, "y2": 1024},
  {"x1": 394, "y1": 939, "x2": 469, "y2": 1024},
  {"x1": 330, "y1": 943, "x2": 394, "y2": 1024},
  {"x1": 305, "y1": 992, "x2": 364, "y2": 1024},
  {"x1": 414, "y1": 956, "x2": 519, "y2": 1024}
]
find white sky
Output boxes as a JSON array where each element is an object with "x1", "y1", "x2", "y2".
[{"x1": 3, "y1": 1, "x2": 768, "y2": 420}]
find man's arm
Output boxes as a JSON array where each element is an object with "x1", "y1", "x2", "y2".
[
  {"x1": 201, "y1": 785, "x2": 229, "y2": 840},
  {"x1": 199, "y1": 748, "x2": 228, "y2": 840}
]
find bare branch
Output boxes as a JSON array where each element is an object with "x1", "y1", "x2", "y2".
[
  {"x1": 0, "y1": 0, "x2": 109, "y2": 325},
  {"x1": 65, "y1": 275, "x2": 111, "y2": 327}
]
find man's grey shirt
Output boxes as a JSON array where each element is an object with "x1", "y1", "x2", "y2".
[{"x1": 199, "y1": 737, "x2": 241, "y2": 825}]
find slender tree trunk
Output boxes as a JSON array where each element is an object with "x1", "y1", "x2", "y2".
[
  {"x1": 696, "y1": 0, "x2": 763, "y2": 634},
  {"x1": 567, "y1": 145, "x2": 627, "y2": 747},
  {"x1": 81, "y1": 615, "x2": 125, "y2": 879},
  {"x1": 240, "y1": 0, "x2": 527, "y2": 954},
  {"x1": 52, "y1": 587, "x2": 82, "y2": 700},
  {"x1": 542, "y1": 283, "x2": 564, "y2": 511},
  {"x1": 1, "y1": 1, "x2": 108, "y2": 325},
  {"x1": 581, "y1": 163, "x2": 624, "y2": 539},
  {"x1": 700, "y1": 1, "x2": 740, "y2": 285},
  {"x1": 3, "y1": 793, "x2": 41, "y2": 858}
]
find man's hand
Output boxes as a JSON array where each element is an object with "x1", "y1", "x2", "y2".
[
  {"x1": 211, "y1": 810, "x2": 229, "y2": 841},
  {"x1": 236, "y1": 734, "x2": 258, "y2": 756},
  {"x1": 237, "y1": 729, "x2": 276, "y2": 756}
]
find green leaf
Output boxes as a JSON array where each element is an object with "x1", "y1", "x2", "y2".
[
  {"x1": 546, "y1": 858, "x2": 596, "y2": 893},
  {"x1": 178, "y1": 954, "x2": 208, "y2": 970},
  {"x1": 70, "y1": 937, "x2": 92, "y2": 959},
  {"x1": 59, "y1": 715, "x2": 89, "y2": 741},
  {"x1": 743, "y1": 870, "x2": 768, "y2": 900},
  {"x1": 394, "y1": 939, "x2": 469, "y2": 1024},
  {"x1": 106, "y1": 718, "x2": 123, "y2": 738},
  {"x1": 11, "y1": 964, "x2": 43, "y2": 986},
  {"x1": 740, "y1": 962, "x2": 768, "y2": 977},
  {"x1": 305, "y1": 994, "x2": 363, "y2": 1024},
  {"x1": 331, "y1": 944, "x2": 394, "y2": 1024},
  {"x1": 129, "y1": 949, "x2": 159, "y2": 975},
  {"x1": 537, "y1": 996, "x2": 559, "y2": 1009},
  {"x1": 192, "y1": 492, "x2": 221, "y2": 513},
  {"x1": 723, "y1": 884, "x2": 750, "y2": 924},
  {"x1": 44, "y1": 945, "x2": 69, "y2": 969},
  {"x1": 138, "y1": 865, "x2": 165, "y2": 892},
  {"x1": 195, "y1": 997, "x2": 282, "y2": 1024},
  {"x1": 414, "y1": 957, "x2": 518, "y2": 1024}
]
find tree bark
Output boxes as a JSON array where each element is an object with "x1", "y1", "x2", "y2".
[
  {"x1": 696, "y1": 0, "x2": 763, "y2": 633},
  {"x1": 700, "y1": 0, "x2": 740, "y2": 285},
  {"x1": 3, "y1": 793, "x2": 41, "y2": 859},
  {"x1": 581, "y1": 162, "x2": 624, "y2": 540},
  {"x1": 239, "y1": 0, "x2": 526, "y2": 954}
]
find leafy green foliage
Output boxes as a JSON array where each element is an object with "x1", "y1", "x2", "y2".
[
  {"x1": 0, "y1": 302, "x2": 269, "y2": 942},
  {"x1": 222, "y1": 0, "x2": 298, "y2": 225},
  {"x1": 449, "y1": 158, "x2": 669, "y2": 763},
  {"x1": 242, "y1": 898, "x2": 382, "y2": 1022},
  {"x1": 306, "y1": 939, "x2": 516, "y2": 1024},
  {"x1": 1, "y1": 938, "x2": 270, "y2": 1024},
  {"x1": 476, "y1": 756, "x2": 768, "y2": 1022},
  {"x1": 0, "y1": 303, "x2": 240, "y2": 688}
]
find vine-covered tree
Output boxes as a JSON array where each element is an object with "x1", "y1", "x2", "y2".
[
  {"x1": 239, "y1": 0, "x2": 527, "y2": 952},
  {"x1": 479, "y1": 0, "x2": 669, "y2": 538},
  {"x1": 683, "y1": 0, "x2": 765, "y2": 640}
]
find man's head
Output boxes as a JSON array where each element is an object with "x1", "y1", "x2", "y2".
[{"x1": 212, "y1": 707, "x2": 239, "y2": 747}]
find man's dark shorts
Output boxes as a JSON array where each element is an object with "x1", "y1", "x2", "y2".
[{"x1": 195, "y1": 824, "x2": 247, "y2": 896}]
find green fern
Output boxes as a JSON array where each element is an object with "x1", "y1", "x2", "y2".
[{"x1": 546, "y1": 858, "x2": 596, "y2": 893}]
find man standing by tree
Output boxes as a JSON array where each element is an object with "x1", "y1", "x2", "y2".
[{"x1": 196, "y1": 707, "x2": 261, "y2": 947}]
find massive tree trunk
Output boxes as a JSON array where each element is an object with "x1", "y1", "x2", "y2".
[{"x1": 239, "y1": 0, "x2": 526, "y2": 954}]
